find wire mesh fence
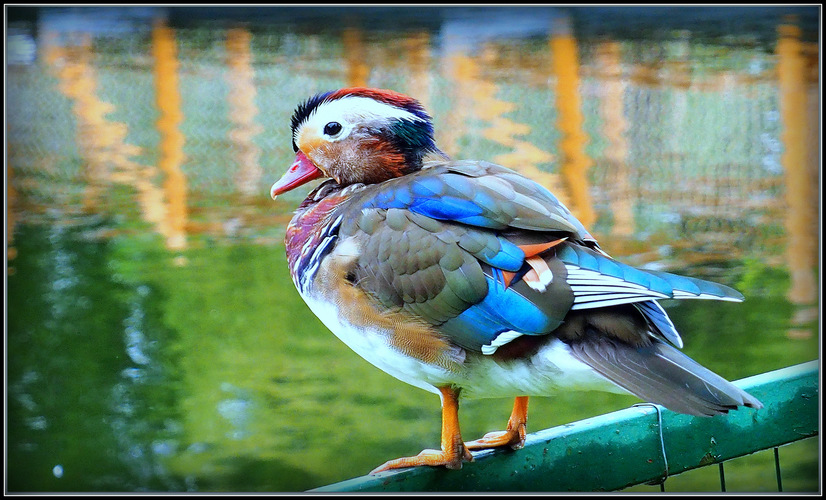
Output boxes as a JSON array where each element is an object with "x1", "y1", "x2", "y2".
[{"x1": 7, "y1": 9, "x2": 818, "y2": 270}]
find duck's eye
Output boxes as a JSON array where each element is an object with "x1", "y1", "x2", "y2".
[{"x1": 323, "y1": 122, "x2": 343, "y2": 137}]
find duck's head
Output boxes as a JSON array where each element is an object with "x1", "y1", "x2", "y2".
[{"x1": 271, "y1": 87, "x2": 443, "y2": 199}]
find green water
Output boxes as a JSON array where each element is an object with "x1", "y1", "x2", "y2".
[{"x1": 7, "y1": 218, "x2": 819, "y2": 492}]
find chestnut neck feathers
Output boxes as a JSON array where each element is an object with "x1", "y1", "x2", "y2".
[{"x1": 290, "y1": 87, "x2": 444, "y2": 185}]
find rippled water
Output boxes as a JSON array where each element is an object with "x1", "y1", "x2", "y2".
[{"x1": 6, "y1": 6, "x2": 820, "y2": 492}]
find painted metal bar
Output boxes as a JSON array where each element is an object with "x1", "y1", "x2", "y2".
[{"x1": 312, "y1": 360, "x2": 818, "y2": 492}]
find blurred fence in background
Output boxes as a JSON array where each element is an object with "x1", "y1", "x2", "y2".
[{"x1": 7, "y1": 7, "x2": 818, "y2": 308}]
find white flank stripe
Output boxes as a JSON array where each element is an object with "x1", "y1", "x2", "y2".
[{"x1": 481, "y1": 330, "x2": 524, "y2": 355}]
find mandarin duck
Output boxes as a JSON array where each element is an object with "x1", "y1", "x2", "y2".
[{"x1": 270, "y1": 87, "x2": 763, "y2": 474}]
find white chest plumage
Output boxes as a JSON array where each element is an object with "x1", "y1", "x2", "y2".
[
  {"x1": 300, "y1": 291, "x2": 453, "y2": 395},
  {"x1": 298, "y1": 283, "x2": 627, "y2": 401}
]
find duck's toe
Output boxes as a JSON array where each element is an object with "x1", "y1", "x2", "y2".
[
  {"x1": 466, "y1": 395, "x2": 528, "y2": 450},
  {"x1": 465, "y1": 424, "x2": 526, "y2": 450},
  {"x1": 370, "y1": 447, "x2": 473, "y2": 474}
]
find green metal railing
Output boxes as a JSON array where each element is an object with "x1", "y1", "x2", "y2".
[{"x1": 312, "y1": 360, "x2": 818, "y2": 492}]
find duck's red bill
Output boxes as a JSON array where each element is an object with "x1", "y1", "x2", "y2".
[{"x1": 270, "y1": 151, "x2": 323, "y2": 199}]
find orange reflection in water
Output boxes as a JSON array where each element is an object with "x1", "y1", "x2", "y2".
[
  {"x1": 39, "y1": 26, "x2": 191, "y2": 252},
  {"x1": 444, "y1": 48, "x2": 562, "y2": 202},
  {"x1": 550, "y1": 19, "x2": 595, "y2": 229},
  {"x1": 403, "y1": 31, "x2": 432, "y2": 112},
  {"x1": 776, "y1": 22, "x2": 818, "y2": 307},
  {"x1": 481, "y1": 46, "x2": 556, "y2": 176},
  {"x1": 152, "y1": 22, "x2": 188, "y2": 251},
  {"x1": 344, "y1": 28, "x2": 370, "y2": 87},
  {"x1": 14, "y1": 17, "x2": 817, "y2": 290},
  {"x1": 41, "y1": 33, "x2": 143, "y2": 212},
  {"x1": 438, "y1": 52, "x2": 471, "y2": 157},
  {"x1": 226, "y1": 27, "x2": 263, "y2": 198},
  {"x1": 596, "y1": 41, "x2": 634, "y2": 238}
]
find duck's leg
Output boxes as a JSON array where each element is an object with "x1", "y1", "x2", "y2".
[
  {"x1": 465, "y1": 396, "x2": 529, "y2": 450},
  {"x1": 370, "y1": 386, "x2": 473, "y2": 474}
]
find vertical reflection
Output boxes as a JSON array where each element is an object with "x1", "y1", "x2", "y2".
[
  {"x1": 404, "y1": 31, "x2": 431, "y2": 110},
  {"x1": 440, "y1": 50, "x2": 473, "y2": 156},
  {"x1": 43, "y1": 34, "x2": 105, "y2": 211},
  {"x1": 152, "y1": 22, "x2": 188, "y2": 251},
  {"x1": 443, "y1": 46, "x2": 560, "y2": 194},
  {"x1": 42, "y1": 30, "x2": 189, "y2": 251},
  {"x1": 41, "y1": 32, "x2": 143, "y2": 212},
  {"x1": 596, "y1": 41, "x2": 634, "y2": 238},
  {"x1": 343, "y1": 27, "x2": 370, "y2": 87},
  {"x1": 482, "y1": 39, "x2": 555, "y2": 184},
  {"x1": 550, "y1": 18, "x2": 595, "y2": 227},
  {"x1": 226, "y1": 27, "x2": 263, "y2": 198},
  {"x1": 776, "y1": 22, "x2": 817, "y2": 306}
]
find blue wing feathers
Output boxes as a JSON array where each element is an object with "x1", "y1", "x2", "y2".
[
  {"x1": 559, "y1": 245, "x2": 674, "y2": 298},
  {"x1": 634, "y1": 301, "x2": 684, "y2": 348},
  {"x1": 482, "y1": 238, "x2": 524, "y2": 271},
  {"x1": 409, "y1": 197, "x2": 485, "y2": 222},
  {"x1": 442, "y1": 306, "x2": 510, "y2": 350},
  {"x1": 362, "y1": 168, "x2": 581, "y2": 233},
  {"x1": 442, "y1": 275, "x2": 560, "y2": 350},
  {"x1": 410, "y1": 176, "x2": 446, "y2": 197},
  {"x1": 646, "y1": 270, "x2": 744, "y2": 301},
  {"x1": 558, "y1": 244, "x2": 743, "y2": 302},
  {"x1": 477, "y1": 276, "x2": 556, "y2": 333},
  {"x1": 439, "y1": 171, "x2": 476, "y2": 195},
  {"x1": 357, "y1": 166, "x2": 742, "y2": 354}
]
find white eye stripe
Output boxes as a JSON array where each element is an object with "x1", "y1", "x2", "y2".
[
  {"x1": 295, "y1": 95, "x2": 426, "y2": 145},
  {"x1": 319, "y1": 96, "x2": 425, "y2": 123}
]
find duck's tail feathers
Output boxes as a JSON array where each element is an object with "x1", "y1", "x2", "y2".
[{"x1": 568, "y1": 332, "x2": 763, "y2": 416}]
